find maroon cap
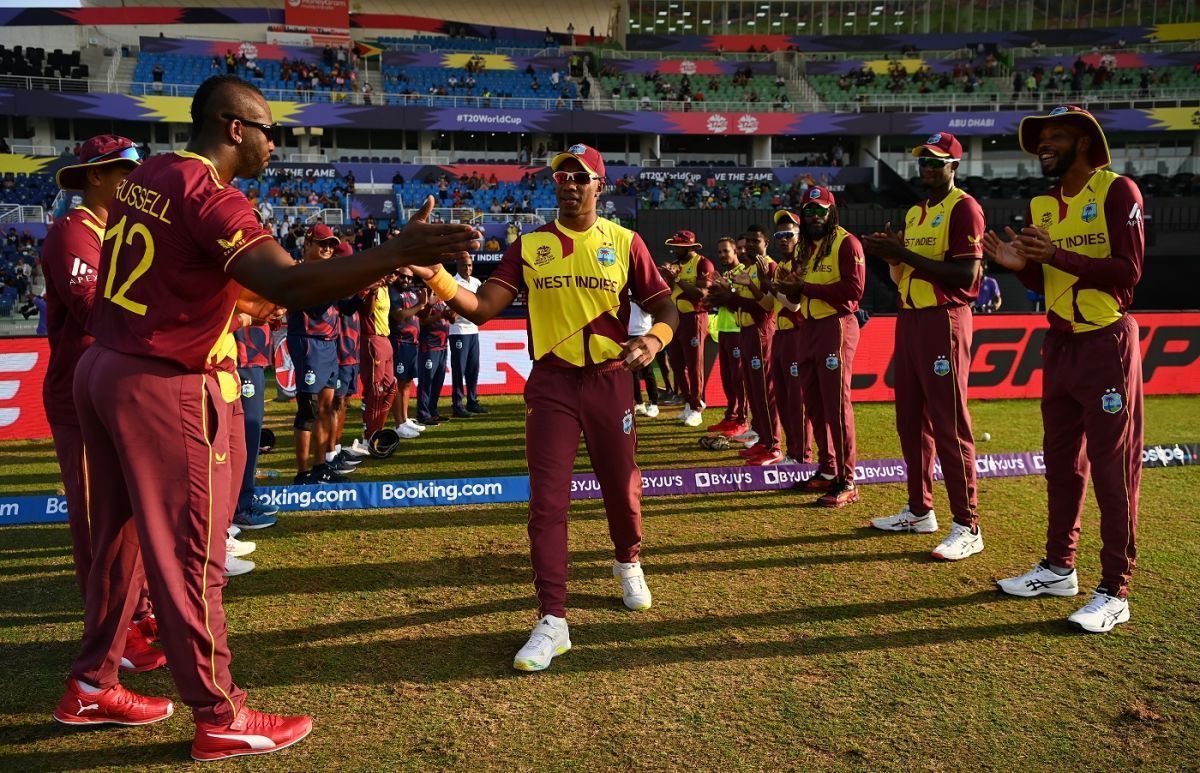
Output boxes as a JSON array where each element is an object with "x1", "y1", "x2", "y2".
[
  {"x1": 911, "y1": 131, "x2": 963, "y2": 160},
  {"x1": 550, "y1": 142, "x2": 606, "y2": 178},
  {"x1": 55, "y1": 134, "x2": 140, "y2": 189},
  {"x1": 801, "y1": 186, "x2": 836, "y2": 208},
  {"x1": 306, "y1": 223, "x2": 340, "y2": 244},
  {"x1": 333, "y1": 240, "x2": 353, "y2": 256},
  {"x1": 665, "y1": 229, "x2": 701, "y2": 248},
  {"x1": 1019, "y1": 105, "x2": 1111, "y2": 170}
]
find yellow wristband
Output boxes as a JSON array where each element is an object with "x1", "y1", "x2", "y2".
[
  {"x1": 426, "y1": 268, "x2": 458, "y2": 302},
  {"x1": 648, "y1": 322, "x2": 674, "y2": 348}
]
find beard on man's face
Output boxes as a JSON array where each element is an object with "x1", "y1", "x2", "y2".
[
  {"x1": 1044, "y1": 140, "x2": 1079, "y2": 177},
  {"x1": 804, "y1": 221, "x2": 832, "y2": 241}
]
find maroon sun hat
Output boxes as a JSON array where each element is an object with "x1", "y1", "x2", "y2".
[
  {"x1": 55, "y1": 135, "x2": 141, "y2": 190},
  {"x1": 1019, "y1": 105, "x2": 1112, "y2": 170},
  {"x1": 665, "y1": 229, "x2": 702, "y2": 248},
  {"x1": 306, "y1": 223, "x2": 341, "y2": 245}
]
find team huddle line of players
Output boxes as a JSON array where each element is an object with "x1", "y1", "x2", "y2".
[{"x1": 36, "y1": 73, "x2": 1143, "y2": 762}]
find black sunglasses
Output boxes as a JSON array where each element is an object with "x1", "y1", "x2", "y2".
[
  {"x1": 917, "y1": 156, "x2": 952, "y2": 169},
  {"x1": 222, "y1": 113, "x2": 277, "y2": 142},
  {"x1": 800, "y1": 204, "x2": 830, "y2": 216}
]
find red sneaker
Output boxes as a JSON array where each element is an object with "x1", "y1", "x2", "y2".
[
  {"x1": 794, "y1": 474, "x2": 836, "y2": 493},
  {"x1": 192, "y1": 706, "x2": 313, "y2": 762},
  {"x1": 721, "y1": 423, "x2": 750, "y2": 438},
  {"x1": 818, "y1": 480, "x2": 861, "y2": 508},
  {"x1": 738, "y1": 443, "x2": 765, "y2": 458},
  {"x1": 120, "y1": 624, "x2": 167, "y2": 673},
  {"x1": 745, "y1": 448, "x2": 784, "y2": 466},
  {"x1": 706, "y1": 418, "x2": 734, "y2": 433},
  {"x1": 53, "y1": 678, "x2": 174, "y2": 727},
  {"x1": 134, "y1": 614, "x2": 159, "y2": 645}
]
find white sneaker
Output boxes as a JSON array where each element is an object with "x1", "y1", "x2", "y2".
[
  {"x1": 396, "y1": 423, "x2": 421, "y2": 439},
  {"x1": 634, "y1": 402, "x2": 648, "y2": 416},
  {"x1": 870, "y1": 505, "x2": 938, "y2": 533},
  {"x1": 678, "y1": 407, "x2": 694, "y2": 424},
  {"x1": 405, "y1": 418, "x2": 426, "y2": 432},
  {"x1": 224, "y1": 554, "x2": 255, "y2": 577},
  {"x1": 645, "y1": 404, "x2": 660, "y2": 418},
  {"x1": 931, "y1": 522, "x2": 984, "y2": 561},
  {"x1": 348, "y1": 438, "x2": 371, "y2": 458},
  {"x1": 682, "y1": 410, "x2": 703, "y2": 427},
  {"x1": 226, "y1": 536, "x2": 256, "y2": 558},
  {"x1": 1068, "y1": 588, "x2": 1130, "y2": 633},
  {"x1": 512, "y1": 615, "x2": 571, "y2": 672},
  {"x1": 997, "y1": 560, "x2": 1080, "y2": 598},
  {"x1": 613, "y1": 560, "x2": 653, "y2": 611}
]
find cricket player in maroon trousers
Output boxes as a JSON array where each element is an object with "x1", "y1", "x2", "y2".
[
  {"x1": 662, "y1": 229, "x2": 715, "y2": 427},
  {"x1": 863, "y1": 131, "x2": 987, "y2": 562},
  {"x1": 54, "y1": 75, "x2": 479, "y2": 760},
  {"x1": 39, "y1": 134, "x2": 164, "y2": 672},
  {"x1": 990, "y1": 106, "x2": 1145, "y2": 633},
  {"x1": 408, "y1": 143, "x2": 677, "y2": 672}
]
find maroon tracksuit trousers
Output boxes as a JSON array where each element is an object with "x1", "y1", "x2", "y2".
[
  {"x1": 668, "y1": 311, "x2": 707, "y2": 411},
  {"x1": 1042, "y1": 314, "x2": 1143, "y2": 597},
  {"x1": 894, "y1": 305, "x2": 978, "y2": 527},
  {"x1": 739, "y1": 320, "x2": 781, "y2": 454},
  {"x1": 70, "y1": 346, "x2": 247, "y2": 725},
  {"x1": 770, "y1": 327, "x2": 821, "y2": 466},
  {"x1": 49, "y1": 421, "x2": 152, "y2": 618},
  {"x1": 798, "y1": 313, "x2": 860, "y2": 481},
  {"x1": 360, "y1": 334, "x2": 397, "y2": 437},
  {"x1": 718, "y1": 331, "x2": 747, "y2": 424},
  {"x1": 524, "y1": 361, "x2": 643, "y2": 618}
]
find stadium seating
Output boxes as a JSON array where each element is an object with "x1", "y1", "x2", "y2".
[
  {"x1": 0, "y1": 44, "x2": 87, "y2": 80},
  {"x1": 134, "y1": 52, "x2": 358, "y2": 101},
  {"x1": 393, "y1": 177, "x2": 559, "y2": 213},
  {"x1": 379, "y1": 65, "x2": 576, "y2": 104},
  {"x1": 600, "y1": 73, "x2": 785, "y2": 108},
  {"x1": 377, "y1": 36, "x2": 557, "y2": 53},
  {"x1": 0, "y1": 173, "x2": 58, "y2": 210}
]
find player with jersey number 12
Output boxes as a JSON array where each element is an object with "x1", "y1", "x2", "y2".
[{"x1": 408, "y1": 143, "x2": 678, "y2": 672}]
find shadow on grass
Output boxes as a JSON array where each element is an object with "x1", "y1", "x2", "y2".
[{"x1": 0, "y1": 740, "x2": 188, "y2": 770}]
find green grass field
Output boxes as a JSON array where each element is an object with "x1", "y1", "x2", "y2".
[{"x1": 1, "y1": 394, "x2": 1199, "y2": 770}]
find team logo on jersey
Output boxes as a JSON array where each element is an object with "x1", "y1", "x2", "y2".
[
  {"x1": 534, "y1": 245, "x2": 555, "y2": 266},
  {"x1": 690, "y1": 336, "x2": 699, "y2": 347},
  {"x1": 425, "y1": 359, "x2": 434, "y2": 370},
  {"x1": 789, "y1": 362, "x2": 799, "y2": 377},
  {"x1": 826, "y1": 354, "x2": 840, "y2": 370},
  {"x1": 750, "y1": 356, "x2": 762, "y2": 370},
  {"x1": 933, "y1": 356, "x2": 951, "y2": 377},
  {"x1": 455, "y1": 340, "x2": 463, "y2": 349},
  {"x1": 1101, "y1": 388, "x2": 1124, "y2": 414},
  {"x1": 597, "y1": 246, "x2": 616, "y2": 266},
  {"x1": 217, "y1": 230, "x2": 245, "y2": 250},
  {"x1": 622, "y1": 409, "x2": 633, "y2": 435},
  {"x1": 1081, "y1": 202, "x2": 1098, "y2": 223},
  {"x1": 732, "y1": 347, "x2": 741, "y2": 359},
  {"x1": 926, "y1": 132, "x2": 942, "y2": 145},
  {"x1": 931, "y1": 214, "x2": 943, "y2": 228},
  {"x1": 241, "y1": 380, "x2": 256, "y2": 399},
  {"x1": 303, "y1": 370, "x2": 316, "y2": 386}
]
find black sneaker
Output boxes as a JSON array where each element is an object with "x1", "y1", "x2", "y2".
[
  {"x1": 313, "y1": 464, "x2": 349, "y2": 484},
  {"x1": 452, "y1": 407, "x2": 473, "y2": 419},
  {"x1": 466, "y1": 402, "x2": 489, "y2": 414},
  {"x1": 293, "y1": 470, "x2": 315, "y2": 485},
  {"x1": 418, "y1": 415, "x2": 440, "y2": 426},
  {"x1": 333, "y1": 450, "x2": 362, "y2": 467}
]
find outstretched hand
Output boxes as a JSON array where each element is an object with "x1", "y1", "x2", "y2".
[
  {"x1": 392, "y1": 196, "x2": 481, "y2": 266},
  {"x1": 862, "y1": 222, "x2": 906, "y2": 265},
  {"x1": 982, "y1": 228, "x2": 1027, "y2": 271}
]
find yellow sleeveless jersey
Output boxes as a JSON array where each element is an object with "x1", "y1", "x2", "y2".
[
  {"x1": 798, "y1": 227, "x2": 855, "y2": 320},
  {"x1": 734, "y1": 257, "x2": 775, "y2": 328},
  {"x1": 898, "y1": 187, "x2": 984, "y2": 309},
  {"x1": 670, "y1": 251, "x2": 711, "y2": 313},
  {"x1": 1032, "y1": 169, "x2": 1127, "y2": 333}
]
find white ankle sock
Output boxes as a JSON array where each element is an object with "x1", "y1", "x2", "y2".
[
  {"x1": 325, "y1": 451, "x2": 337, "y2": 463},
  {"x1": 76, "y1": 679, "x2": 102, "y2": 694}
]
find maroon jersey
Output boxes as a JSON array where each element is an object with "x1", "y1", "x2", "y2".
[
  {"x1": 337, "y1": 311, "x2": 361, "y2": 366},
  {"x1": 419, "y1": 300, "x2": 450, "y2": 351},
  {"x1": 235, "y1": 323, "x2": 271, "y2": 368},
  {"x1": 40, "y1": 205, "x2": 107, "y2": 423},
  {"x1": 287, "y1": 301, "x2": 340, "y2": 340},
  {"x1": 389, "y1": 287, "x2": 421, "y2": 345},
  {"x1": 88, "y1": 151, "x2": 272, "y2": 373}
]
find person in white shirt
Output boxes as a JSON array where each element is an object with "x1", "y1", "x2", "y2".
[
  {"x1": 629, "y1": 301, "x2": 659, "y2": 418},
  {"x1": 449, "y1": 254, "x2": 486, "y2": 418}
]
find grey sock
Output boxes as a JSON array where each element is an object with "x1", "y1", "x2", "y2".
[{"x1": 1047, "y1": 563, "x2": 1074, "y2": 576}]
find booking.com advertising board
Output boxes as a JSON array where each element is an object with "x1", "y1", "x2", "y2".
[
  {"x1": 2, "y1": 312, "x2": 1199, "y2": 442},
  {"x1": 4, "y1": 444, "x2": 1197, "y2": 527}
]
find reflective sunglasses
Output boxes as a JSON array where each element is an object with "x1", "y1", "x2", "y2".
[
  {"x1": 917, "y1": 156, "x2": 952, "y2": 169},
  {"x1": 86, "y1": 145, "x2": 142, "y2": 165},
  {"x1": 773, "y1": 230, "x2": 799, "y2": 241},
  {"x1": 552, "y1": 170, "x2": 600, "y2": 185},
  {"x1": 800, "y1": 204, "x2": 830, "y2": 216},
  {"x1": 222, "y1": 113, "x2": 278, "y2": 142}
]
